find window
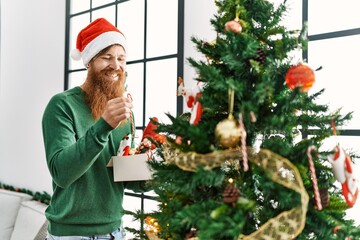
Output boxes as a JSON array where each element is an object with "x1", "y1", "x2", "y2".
[
  {"x1": 269, "y1": 0, "x2": 360, "y2": 170},
  {"x1": 306, "y1": 0, "x2": 360, "y2": 224},
  {"x1": 267, "y1": 0, "x2": 360, "y2": 225},
  {"x1": 65, "y1": 0, "x2": 184, "y2": 236},
  {"x1": 305, "y1": 1, "x2": 360, "y2": 150}
]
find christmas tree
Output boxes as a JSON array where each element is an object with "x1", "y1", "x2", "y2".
[{"x1": 133, "y1": 0, "x2": 360, "y2": 239}]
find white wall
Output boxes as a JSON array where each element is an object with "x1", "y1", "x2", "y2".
[{"x1": 0, "y1": 0, "x2": 65, "y2": 193}]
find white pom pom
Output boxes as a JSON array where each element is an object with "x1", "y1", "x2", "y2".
[{"x1": 70, "y1": 49, "x2": 82, "y2": 61}]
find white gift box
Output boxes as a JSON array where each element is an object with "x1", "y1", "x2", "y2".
[{"x1": 107, "y1": 153, "x2": 152, "y2": 182}]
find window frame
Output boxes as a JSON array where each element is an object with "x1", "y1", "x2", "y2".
[{"x1": 303, "y1": 0, "x2": 360, "y2": 137}]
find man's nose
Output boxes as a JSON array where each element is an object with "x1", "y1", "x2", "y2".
[{"x1": 110, "y1": 59, "x2": 122, "y2": 70}]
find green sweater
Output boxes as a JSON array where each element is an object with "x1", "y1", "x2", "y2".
[{"x1": 42, "y1": 86, "x2": 146, "y2": 236}]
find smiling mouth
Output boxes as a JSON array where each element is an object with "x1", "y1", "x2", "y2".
[
  {"x1": 101, "y1": 68, "x2": 123, "y2": 81},
  {"x1": 105, "y1": 72, "x2": 120, "y2": 81},
  {"x1": 111, "y1": 73, "x2": 119, "y2": 80}
]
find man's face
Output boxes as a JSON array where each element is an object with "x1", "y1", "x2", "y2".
[
  {"x1": 83, "y1": 44, "x2": 127, "y2": 120},
  {"x1": 91, "y1": 44, "x2": 126, "y2": 81}
]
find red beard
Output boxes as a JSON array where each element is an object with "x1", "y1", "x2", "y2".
[{"x1": 82, "y1": 67, "x2": 126, "y2": 120}]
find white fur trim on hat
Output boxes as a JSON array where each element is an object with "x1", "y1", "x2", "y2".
[
  {"x1": 70, "y1": 49, "x2": 82, "y2": 61},
  {"x1": 81, "y1": 31, "x2": 127, "y2": 66}
]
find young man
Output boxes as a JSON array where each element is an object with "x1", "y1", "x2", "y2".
[{"x1": 42, "y1": 18, "x2": 147, "y2": 240}]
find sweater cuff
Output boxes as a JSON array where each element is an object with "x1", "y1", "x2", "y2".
[{"x1": 92, "y1": 117, "x2": 114, "y2": 142}]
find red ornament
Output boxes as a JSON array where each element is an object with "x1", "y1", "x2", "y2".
[
  {"x1": 285, "y1": 63, "x2": 315, "y2": 92},
  {"x1": 225, "y1": 20, "x2": 242, "y2": 33}
]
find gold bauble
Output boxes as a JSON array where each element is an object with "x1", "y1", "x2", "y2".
[{"x1": 215, "y1": 118, "x2": 242, "y2": 148}]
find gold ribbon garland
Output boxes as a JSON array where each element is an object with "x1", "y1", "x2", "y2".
[
  {"x1": 151, "y1": 143, "x2": 309, "y2": 240},
  {"x1": 162, "y1": 142, "x2": 243, "y2": 171},
  {"x1": 238, "y1": 149, "x2": 309, "y2": 240}
]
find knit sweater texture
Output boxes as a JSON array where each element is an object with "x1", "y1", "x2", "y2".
[{"x1": 42, "y1": 86, "x2": 145, "y2": 236}]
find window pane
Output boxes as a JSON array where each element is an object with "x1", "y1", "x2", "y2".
[
  {"x1": 146, "y1": 58, "x2": 178, "y2": 123},
  {"x1": 117, "y1": 0, "x2": 145, "y2": 61},
  {"x1": 92, "y1": 6, "x2": 116, "y2": 24},
  {"x1": 70, "y1": 0, "x2": 90, "y2": 14},
  {"x1": 92, "y1": 0, "x2": 115, "y2": 9},
  {"x1": 147, "y1": 0, "x2": 178, "y2": 58},
  {"x1": 69, "y1": 14, "x2": 91, "y2": 70},
  {"x1": 134, "y1": 129, "x2": 143, "y2": 147},
  {"x1": 348, "y1": 200, "x2": 360, "y2": 225},
  {"x1": 144, "y1": 198, "x2": 159, "y2": 215},
  {"x1": 308, "y1": 35, "x2": 360, "y2": 129},
  {"x1": 318, "y1": 136, "x2": 360, "y2": 158},
  {"x1": 144, "y1": 190, "x2": 157, "y2": 197},
  {"x1": 122, "y1": 195, "x2": 141, "y2": 239},
  {"x1": 268, "y1": 0, "x2": 302, "y2": 31},
  {"x1": 68, "y1": 71, "x2": 87, "y2": 88},
  {"x1": 126, "y1": 63, "x2": 144, "y2": 127},
  {"x1": 308, "y1": 0, "x2": 360, "y2": 35}
]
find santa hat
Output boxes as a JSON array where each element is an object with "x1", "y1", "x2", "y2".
[{"x1": 70, "y1": 18, "x2": 127, "y2": 67}]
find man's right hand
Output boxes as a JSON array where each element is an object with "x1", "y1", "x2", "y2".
[{"x1": 102, "y1": 96, "x2": 133, "y2": 128}]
